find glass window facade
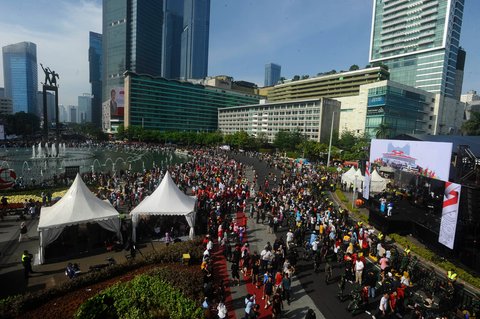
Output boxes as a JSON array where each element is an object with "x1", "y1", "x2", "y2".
[
  {"x1": 180, "y1": 0, "x2": 210, "y2": 80},
  {"x1": 365, "y1": 84, "x2": 428, "y2": 138},
  {"x1": 264, "y1": 63, "x2": 281, "y2": 87},
  {"x1": 370, "y1": 0, "x2": 464, "y2": 98},
  {"x1": 89, "y1": 32, "x2": 103, "y2": 127},
  {"x1": 2, "y1": 42, "x2": 38, "y2": 115},
  {"x1": 126, "y1": 73, "x2": 259, "y2": 131}
]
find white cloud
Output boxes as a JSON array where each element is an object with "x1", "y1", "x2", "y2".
[{"x1": 0, "y1": 0, "x2": 102, "y2": 106}]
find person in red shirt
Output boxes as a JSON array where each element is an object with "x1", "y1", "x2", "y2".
[{"x1": 274, "y1": 271, "x2": 283, "y2": 293}]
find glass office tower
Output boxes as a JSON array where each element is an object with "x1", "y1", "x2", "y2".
[
  {"x1": 2, "y1": 42, "x2": 38, "y2": 114},
  {"x1": 369, "y1": 0, "x2": 464, "y2": 99},
  {"x1": 162, "y1": 0, "x2": 184, "y2": 79},
  {"x1": 180, "y1": 0, "x2": 210, "y2": 80},
  {"x1": 89, "y1": 31, "x2": 103, "y2": 128},
  {"x1": 264, "y1": 63, "x2": 281, "y2": 87}
]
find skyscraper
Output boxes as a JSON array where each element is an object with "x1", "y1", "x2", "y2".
[
  {"x1": 180, "y1": 0, "x2": 210, "y2": 80},
  {"x1": 264, "y1": 63, "x2": 281, "y2": 87},
  {"x1": 2, "y1": 42, "x2": 38, "y2": 114},
  {"x1": 89, "y1": 31, "x2": 103, "y2": 128},
  {"x1": 102, "y1": 0, "x2": 163, "y2": 102},
  {"x1": 162, "y1": 0, "x2": 184, "y2": 79},
  {"x1": 369, "y1": 0, "x2": 464, "y2": 99}
]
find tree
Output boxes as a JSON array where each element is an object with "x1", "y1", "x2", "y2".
[
  {"x1": 301, "y1": 75, "x2": 310, "y2": 80},
  {"x1": 462, "y1": 111, "x2": 480, "y2": 135},
  {"x1": 349, "y1": 64, "x2": 359, "y2": 71},
  {"x1": 292, "y1": 75, "x2": 300, "y2": 81},
  {"x1": 375, "y1": 123, "x2": 391, "y2": 139},
  {"x1": 278, "y1": 77, "x2": 286, "y2": 84}
]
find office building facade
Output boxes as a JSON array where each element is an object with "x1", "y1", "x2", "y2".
[
  {"x1": 102, "y1": 0, "x2": 211, "y2": 132},
  {"x1": 369, "y1": 0, "x2": 465, "y2": 98},
  {"x1": 218, "y1": 98, "x2": 340, "y2": 144},
  {"x1": 180, "y1": 0, "x2": 210, "y2": 80},
  {"x1": 122, "y1": 72, "x2": 259, "y2": 132},
  {"x1": 89, "y1": 32, "x2": 103, "y2": 128},
  {"x1": 78, "y1": 94, "x2": 93, "y2": 123},
  {"x1": 0, "y1": 98, "x2": 13, "y2": 115},
  {"x1": 2, "y1": 42, "x2": 38, "y2": 114},
  {"x1": 267, "y1": 67, "x2": 389, "y2": 101},
  {"x1": 264, "y1": 63, "x2": 281, "y2": 87},
  {"x1": 162, "y1": 0, "x2": 184, "y2": 79}
]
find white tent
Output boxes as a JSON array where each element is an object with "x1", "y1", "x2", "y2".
[
  {"x1": 352, "y1": 168, "x2": 365, "y2": 190},
  {"x1": 341, "y1": 166, "x2": 356, "y2": 185},
  {"x1": 37, "y1": 174, "x2": 122, "y2": 264},
  {"x1": 130, "y1": 171, "x2": 197, "y2": 242},
  {"x1": 370, "y1": 169, "x2": 388, "y2": 193}
]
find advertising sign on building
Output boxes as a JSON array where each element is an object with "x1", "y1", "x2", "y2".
[
  {"x1": 369, "y1": 139, "x2": 452, "y2": 181},
  {"x1": 102, "y1": 86, "x2": 125, "y2": 132},
  {"x1": 438, "y1": 182, "x2": 461, "y2": 249}
]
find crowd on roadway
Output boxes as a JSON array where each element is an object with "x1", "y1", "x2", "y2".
[{"x1": 5, "y1": 144, "x2": 475, "y2": 319}]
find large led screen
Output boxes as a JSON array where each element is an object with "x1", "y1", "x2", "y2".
[{"x1": 369, "y1": 139, "x2": 452, "y2": 181}]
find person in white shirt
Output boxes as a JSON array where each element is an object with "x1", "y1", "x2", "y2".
[
  {"x1": 286, "y1": 229, "x2": 294, "y2": 249},
  {"x1": 217, "y1": 301, "x2": 227, "y2": 319},
  {"x1": 355, "y1": 259, "x2": 365, "y2": 284},
  {"x1": 377, "y1": 293, "x2": 389, "y2": 318}
]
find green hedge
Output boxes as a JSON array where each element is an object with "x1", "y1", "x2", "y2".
[
  {"x1": 75, "y1": 270, "x2": 204, "y2": 319},
  {"x1": 0, "y1": 239, "x2": 204, "y2": 318},
  {"x1": 389, "y1": 233, "x2": 480, "y2": 289}
]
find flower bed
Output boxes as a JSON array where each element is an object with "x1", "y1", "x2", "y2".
[{"x1": 0, "y1": 240, "x2": 204, "y2": 318}]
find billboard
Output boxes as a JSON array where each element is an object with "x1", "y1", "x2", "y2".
[
  {"x1": 370, "y1": 139, "x2": 452, "y2": 181},
  {"x1": 107, "y1": 87, "x2": 124, "y2": 117}
]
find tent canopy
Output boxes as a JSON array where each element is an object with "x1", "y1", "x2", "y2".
[
  {"x1": 130, "y1": 171, "x2": 197, "y2": 241},
  {"x1": 37, "y1": 173, "x2": 121, "y2": 264},
  {"x1": 370, "y1": 169, "x2": 389, "y2": 193},
  {"x1": 341, "y1": 166, "x2": 356, "y2": 184}
]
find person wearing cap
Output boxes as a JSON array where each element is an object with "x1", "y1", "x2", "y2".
[{"x1": 18, "y1": 221, "x2": 29, "y2": 242}]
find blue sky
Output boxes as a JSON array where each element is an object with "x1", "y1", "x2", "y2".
[{"x1": 0, "y1": 0, "x2": 479, "y2": 106}]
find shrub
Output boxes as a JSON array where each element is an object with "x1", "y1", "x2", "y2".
[
  {"x1": 0, "y1": 240, "x2": 204, "y2": 318},
  {"x1": 75, "y1": 273, "x2": 204, "y2": 319},
  {"x1": 389, "y1": 233, "x2": 480, "y2": 289}
]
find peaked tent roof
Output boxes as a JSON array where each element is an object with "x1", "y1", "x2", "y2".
[
  {"x1": 130, "y1": 171, "x2": 196, "y2": 216},
  {"x1": 38, "y1": 173, "x2": 120, "y2": 230}
]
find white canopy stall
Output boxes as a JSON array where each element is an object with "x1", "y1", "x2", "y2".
[
  {"x1": 370, "y1": 169, "x2": 389, "y2": 193},
  {"x1": 130, "y1": 171, "x2": 197, "y2": 242},
  {"x1": 352, "y1": 168, "x2": 365, "y2": 191},
  {"x1": 341, "y1": 166, "x2": 356, "y2": 186},
  {"x1": 37, "y1": 174, "x2": 122, "y2": 264}
]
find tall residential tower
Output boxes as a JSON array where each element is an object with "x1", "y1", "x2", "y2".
[
  {"x1": 369, "y1": 0, "x2": 465, "y2": 99},
  {"x1": 2, "y1": 42, "x2": 38, "y2": 114}
]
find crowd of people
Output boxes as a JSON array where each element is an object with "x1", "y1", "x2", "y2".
[{"x1": 4, "y1": 143, "x2": 475, "y2": 318}]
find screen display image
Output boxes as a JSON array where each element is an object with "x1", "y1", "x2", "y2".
[{"x1": 370, "y1": 139, "x2": 453, "y2": 181}]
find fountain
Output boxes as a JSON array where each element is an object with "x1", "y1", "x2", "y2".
[
  {"x1": 32, "y1": 145, "x2": 36, "y2": 159},
  {"x1": 37, "y1": 143, "x2": 43, "y2": 158}
]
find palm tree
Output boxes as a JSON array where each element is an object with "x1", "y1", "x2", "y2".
[{"x1": 375, "y1": 122, "x2": 391, "y2": 139}]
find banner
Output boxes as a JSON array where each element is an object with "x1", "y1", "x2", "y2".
[
  {"x1": 363, "y1": 161, "x2": 371, "y2": 200},
  {"x1": 438, "y1": 182, "x2": 461, "y2": 249}
]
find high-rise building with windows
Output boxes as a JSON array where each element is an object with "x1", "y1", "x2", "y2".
[
  {"x1": 180, "y1": 0, "x2": 210, "y2": 80},
  {"x1": 162, "y1": 0, "x2": 184, "y2": 79},
  {"x1": 264, "y1": 63, "x2": 281, "y2": 87},
  {"x1": 102, "y1": 0, "x2": 211, "y2": 132},
  {"x1": 2, "y1": 42, "x2": 38, "y2": 114},
  {"x1": 89, "y1": 31, "x2": 103, "y2": 128},
  {"x1": 102, "y1": 0, "x2": 163, "y2": 102},
  {"x1": 369, "y1": 0, "x2": 465, "y2": 99}
]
